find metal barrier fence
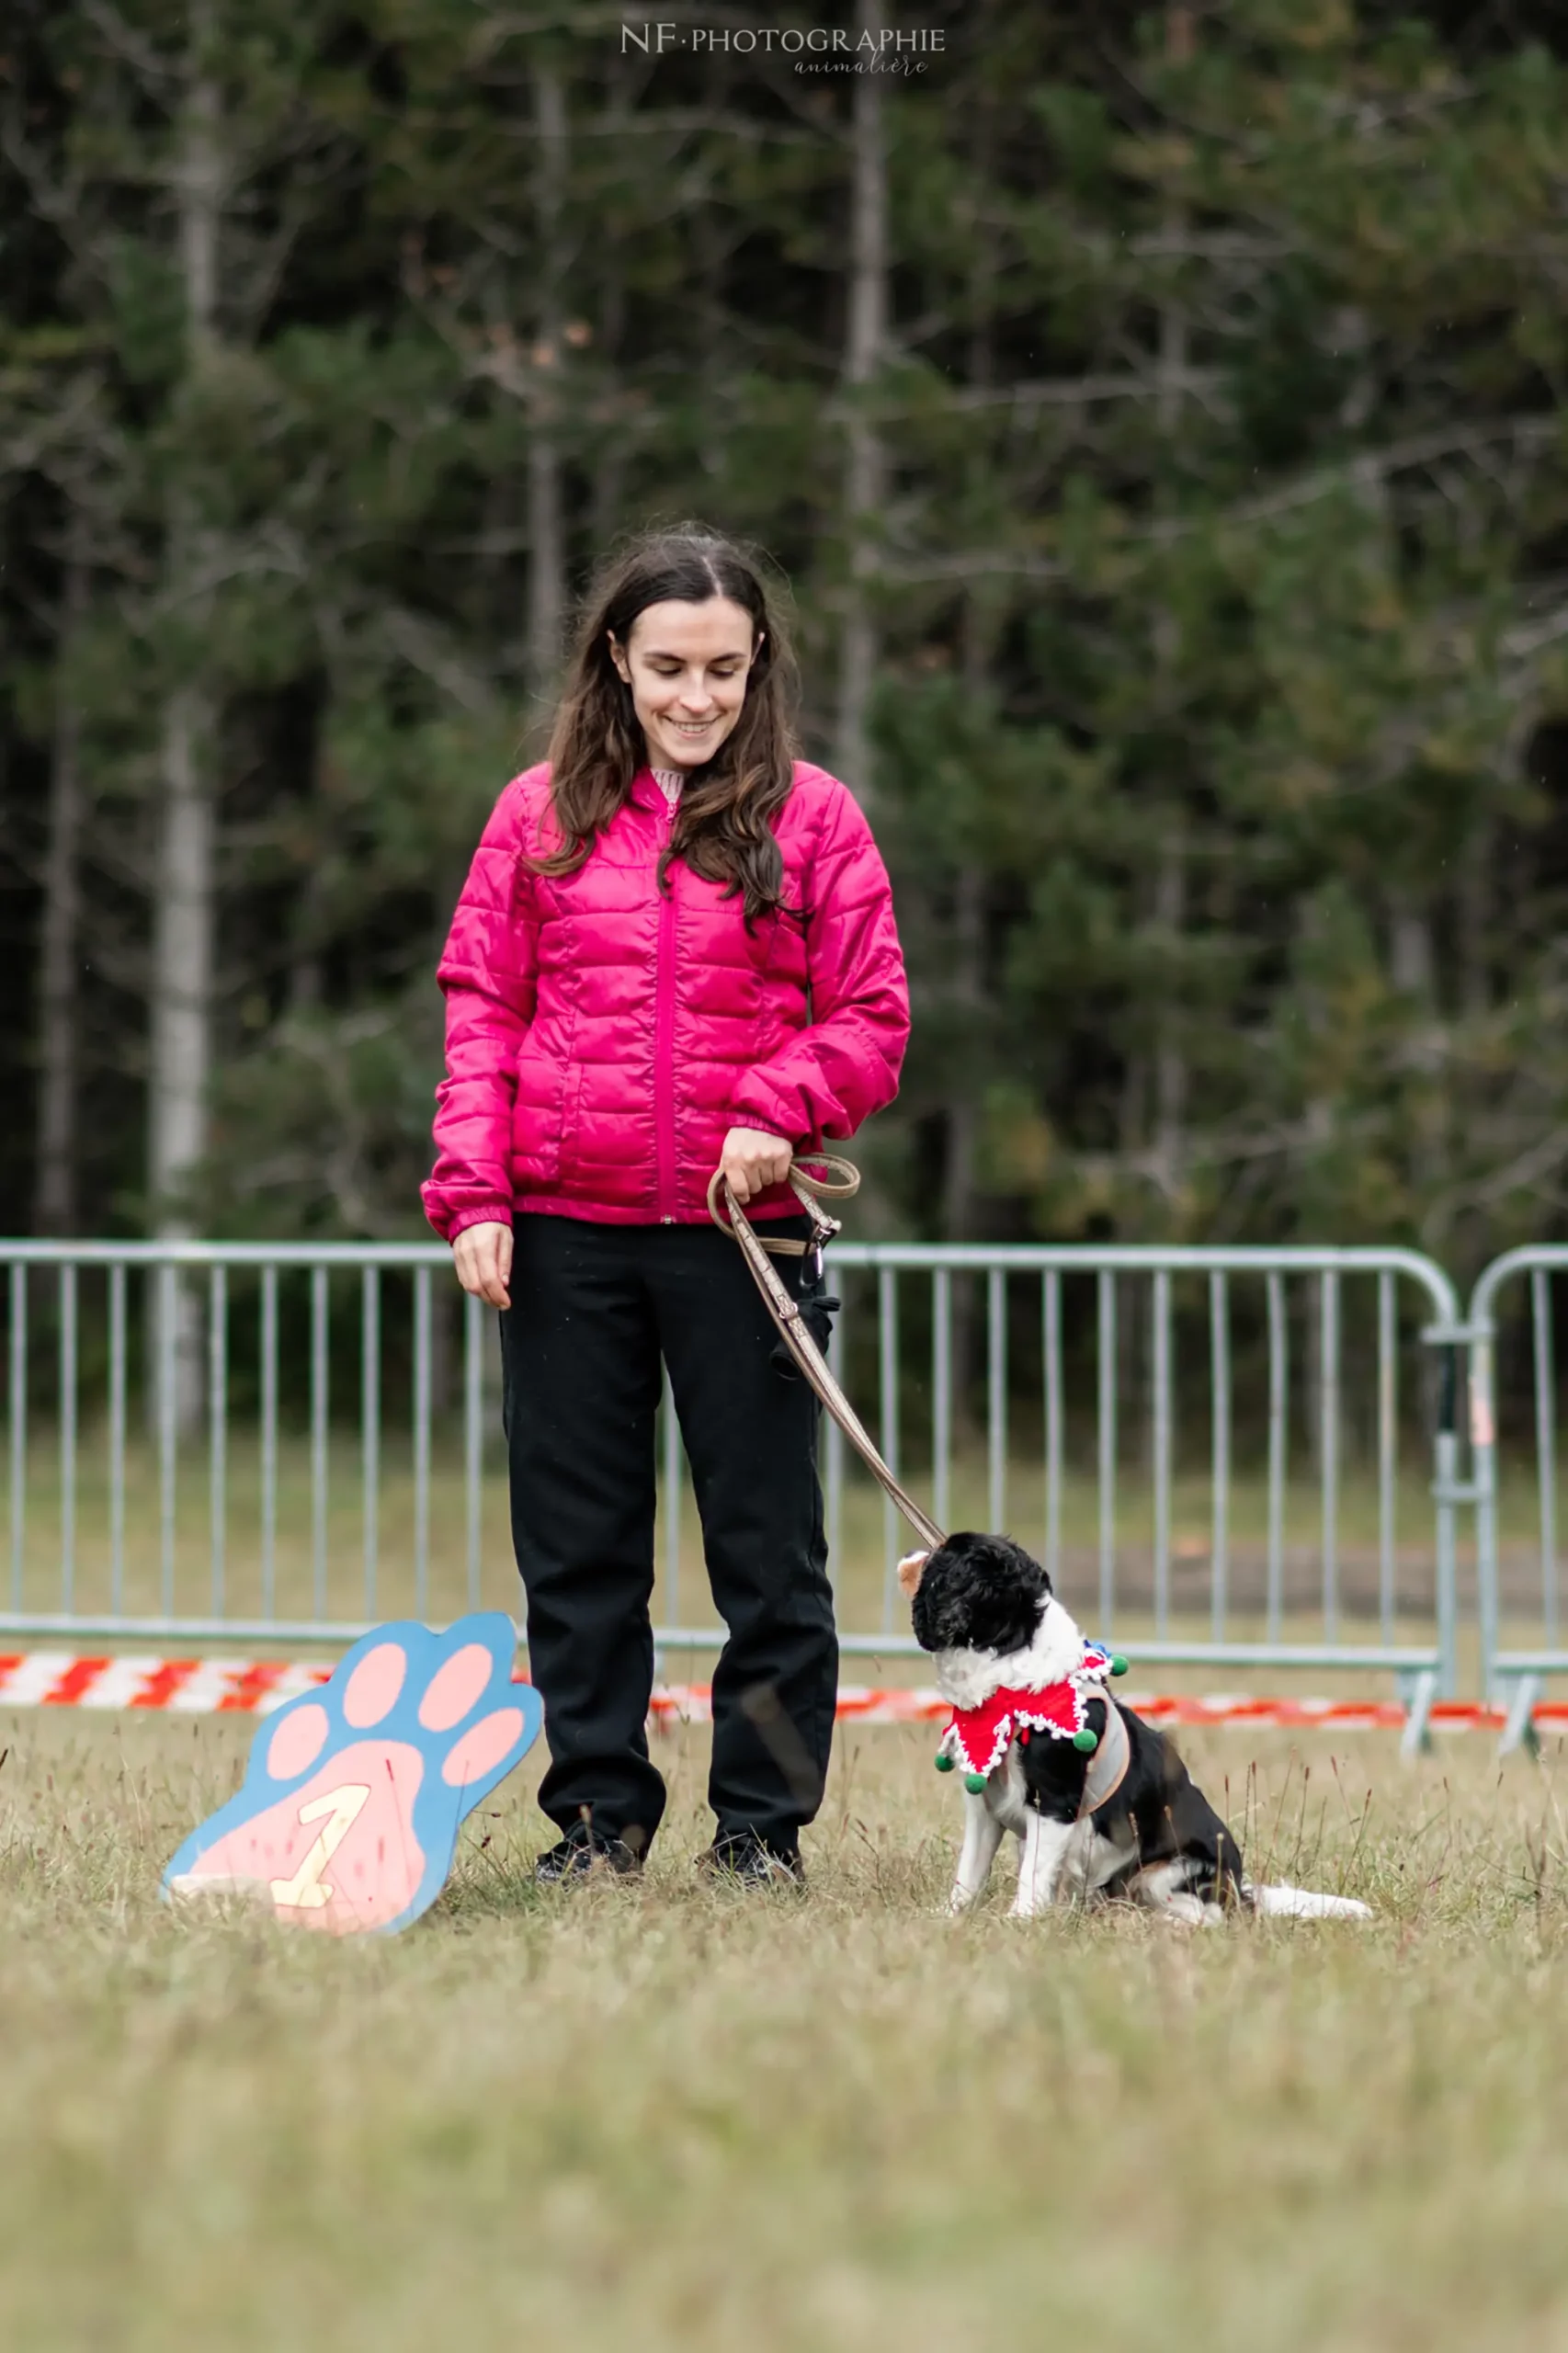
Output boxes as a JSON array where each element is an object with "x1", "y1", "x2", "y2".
[
  {"x1": 0, "y1": 1239, "x2": 1466, "y2": 1747},
  {"x1": 1470, "y1": 1247, "x2": 1568, "y2": 1749}
]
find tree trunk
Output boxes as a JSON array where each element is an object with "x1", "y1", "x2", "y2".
[
  {"x1": 34, "y1": 525, "x2": 87, "y2": 1235},
  {"x1": 1390, "y1": 897, "x2": 1434, "y2": 1002},
  {"x1": 1149, "y1": 6, "x2": 1194, "y2": 1216},
  {"x1": 150, "y1": 39, "x2": 223, "y2": 1426},
  {"x1": 1153, "y1": 821, "x2": 1187, "y2": 1200},
  {"x1": 587, "y1": 92, "x2": 627, "y2": 563},
  {"x1": 526, "y1": 65, "x2": 567, "y2": 709},
  {"x1": 149, "y1": 684, "x2": 216, "y2": 1422},
  {"x1": 1158, "y1": 3, "x2": 1194, "y2": 450},
  {"x1": 943, "y1": 861, "x2": 985, "y2": 1431},
  {"x1": 1458, "y1": 813, "x2": 1492, "y2": 1020},
  {"x1": 1116, "y1": 1048, "x2": 1147, "y2": 1457},
  {"x1": 942, "y1": 858, "x2": 986, "y2": 1247},
  {"x1": 833, "y1": 0, "x2": 888, "y2": 806},
  {"x1": 943, "y1": 48, "x2": 1000, "y2": 1301},
  {"x1": 1389, "y1": 889, "x2": 1442, "y2": 1211},
  {"x1": 150, "y1": 683, "x2": 217, "y2": 1221}
]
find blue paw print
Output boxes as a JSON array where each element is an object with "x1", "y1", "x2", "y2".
[{"x1": 164, "y1": 1612, "x2": 542, "y2": 1934}]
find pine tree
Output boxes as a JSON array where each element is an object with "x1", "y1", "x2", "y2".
[{"x1": 6, "y1": 0, "x2": 1568, "y2": 1286}]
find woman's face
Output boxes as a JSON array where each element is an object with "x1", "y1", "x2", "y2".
[{"x1": 608, "y1": 597, "x2": 761, "y2": 771}]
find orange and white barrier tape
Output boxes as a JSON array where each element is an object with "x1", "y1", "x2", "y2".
[
  {"x1": 653, "y1": 1686, "x2": 1568, "y2": 1734},
  {"x1": 1, "y1": 1654, "x2": 1563, "y2": 1734},
  {"x1": 0, "y1": 1652, "x2": 335, "y2": 1713}
]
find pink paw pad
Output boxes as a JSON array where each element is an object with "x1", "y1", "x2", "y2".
[
  {"x1": 164, "y1": 1615, "x2": 543, "y2": 1937},
  {"x1": 182, "y1": 1742, "x2": 428, "y2": 1932}
]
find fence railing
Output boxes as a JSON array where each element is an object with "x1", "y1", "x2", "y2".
[
  {"x1": 0, "y1": 1236, "x2": 1469, "y2": 1748},
  {"x1": 1470, "y1": 1247, "x2": 1568, "y2": 1748}
]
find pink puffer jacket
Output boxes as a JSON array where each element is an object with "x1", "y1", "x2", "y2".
[{"x1": 422, "y1": 760, "x2": 909, "y2": 1238}]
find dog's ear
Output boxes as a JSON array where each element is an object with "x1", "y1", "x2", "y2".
[{"x1": 896, "y1": 1549, "x2": 929, "y2": 1599}]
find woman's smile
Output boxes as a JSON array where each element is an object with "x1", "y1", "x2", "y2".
[{"x1": 608, "y1": 597, "x2": 759, "y2": 769}]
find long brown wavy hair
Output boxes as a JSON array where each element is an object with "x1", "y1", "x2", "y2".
[{"x1": 535, "y1": 526, "x2": 801, "y2": 919}]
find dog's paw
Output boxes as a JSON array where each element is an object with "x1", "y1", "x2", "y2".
[{"x1": 163, "y1": 1615, "x2": 541, "y2": 1935}]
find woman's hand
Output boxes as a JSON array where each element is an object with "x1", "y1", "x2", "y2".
[
  {"x1": 720, "y1": 1125, "x2": 794, "y2": 1207},
  {"x1": 452, "y1": 1220, "x2": 514, "y2": 1309}
]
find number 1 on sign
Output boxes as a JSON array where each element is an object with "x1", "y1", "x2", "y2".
[{"x1": 269, "y1": 1783, "x2": 371, "y2": 1910}]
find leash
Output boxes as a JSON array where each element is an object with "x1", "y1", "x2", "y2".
[
  {"x1": 713, "y1": 1156, "x2": 1137, "y2": 1805},
  {"x1": 707, "y1": 1156, "x2": 947, "y2": 1555}
]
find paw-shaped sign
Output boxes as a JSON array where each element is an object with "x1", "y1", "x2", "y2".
[{"x1": 164, "y1": 1614, "x2": 541, "y2": 1934}]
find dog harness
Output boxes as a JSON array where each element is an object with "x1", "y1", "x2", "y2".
[{"x1": 937, "y1": 1643, "x2": 1133, "y2": 1813}]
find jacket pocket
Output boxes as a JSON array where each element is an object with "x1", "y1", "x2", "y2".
[
  {"x1": 509, "y1": 1040, "x2": 567, "y2": 1190},
  {"x1": 553, "y1": 1057, "x2": 586, "y2": 1189}
]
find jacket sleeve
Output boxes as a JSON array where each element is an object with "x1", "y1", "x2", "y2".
[
  {"x1": 420, "y1": 780, "x2": 539, "y2": 1243},
  {"x1": 731, "y1": 784, "x2": 910, "y2": 1147}
]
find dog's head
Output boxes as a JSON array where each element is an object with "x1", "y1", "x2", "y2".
[{"x1": 905, "y1": 1530, "x2": 1052, "y2": 1658}]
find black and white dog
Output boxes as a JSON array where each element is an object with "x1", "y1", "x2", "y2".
[{"x1": 903, "y1": 1531, "x2": 1371, "y2": 1926}]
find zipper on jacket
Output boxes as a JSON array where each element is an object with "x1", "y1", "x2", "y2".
[{"x1": 654, "y1": 798, "x2": 678, "y2": 1221}]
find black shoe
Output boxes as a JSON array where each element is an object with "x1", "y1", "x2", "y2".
[
  {"x1": 534, "y1": 1825, "x2": 642, "y2": 1884},
  {"x1": 698, "y1": 1831, "x2": 804, "y2": 1889}
]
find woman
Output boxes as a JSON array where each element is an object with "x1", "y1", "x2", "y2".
[{"x1": 423, "y1": 526, "x2": 908, "y2": 1884}]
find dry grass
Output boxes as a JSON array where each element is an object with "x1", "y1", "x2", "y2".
[{"x1": 4, "y1": 1707, "x2": 1568, "y2": 2351}]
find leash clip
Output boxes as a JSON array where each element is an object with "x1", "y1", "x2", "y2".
[{"x1": 803, "y1": 1202, "x2": 839, "y2": 1280}]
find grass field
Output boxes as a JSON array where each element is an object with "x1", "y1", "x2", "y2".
[{"x1": 4, "y1": 1705, "x2": 1568, "y2": 2350}]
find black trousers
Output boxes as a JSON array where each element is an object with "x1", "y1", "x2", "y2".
[{"x1": 499, "y1": 1213, "x2": 837, "y2": 1857}]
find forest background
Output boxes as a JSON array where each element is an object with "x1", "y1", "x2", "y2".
[{"x1": 6, "y1": 0, "x2": 1568, "y2": 1285}]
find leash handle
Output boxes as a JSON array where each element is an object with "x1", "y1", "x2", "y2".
[
  {"x1": 709, "y1": 1156, "x2": 948, "y2": 1557},
  {"x1": 705, "y1": 1154, "x2": 860, "y2": 1257}
]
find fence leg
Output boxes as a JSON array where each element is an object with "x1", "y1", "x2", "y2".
[
  {"x1": 1471, "y1": 1328, "x2": 1498, "y2": 1701},
  {"x1": 1398, "y1": 1667, "x2": 1437, "y2": 1759},
  {"x1": 1498, "y1": 1673, "x2": 1542, "y2": 1760},
  {"x1": 1429, "y1": 1343, "x2": 1460, "y2": 1699}
]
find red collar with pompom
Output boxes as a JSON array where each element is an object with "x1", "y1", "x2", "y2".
[{"x1": 945, "y1": 1643, "x2": 1117, "y2": 1779}]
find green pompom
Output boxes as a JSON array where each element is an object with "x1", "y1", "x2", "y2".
[
  {"x1": 935, "y1": 1750, "x2": 954, "y2": 1773},
  {"x1": 963, "y1": 1772, "x2": 987, "y2": 1793},
  {"x1": 1072, "y1": 1726, "x2": 1099, "y2": 1754},
  {"x1": 1110, "y1": 1654, "x2": 1130, "y2": 1677}
]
